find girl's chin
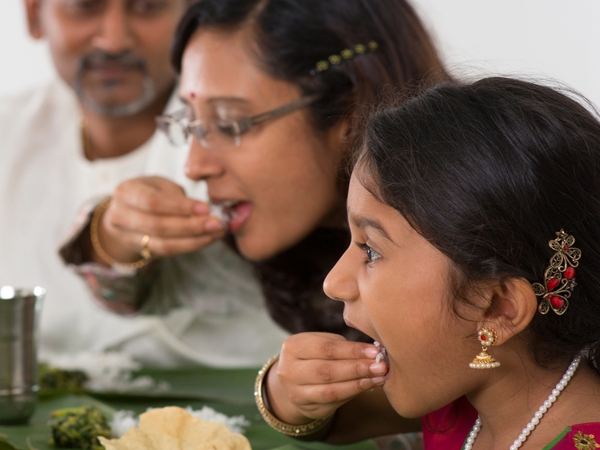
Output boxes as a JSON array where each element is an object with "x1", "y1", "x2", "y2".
[{"x1": 385, "y1": 389, "x2": 430, "y2": 420}]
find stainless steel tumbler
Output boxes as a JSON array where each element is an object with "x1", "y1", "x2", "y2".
[{"x1": 0, "y1": 286, "x2": 44, "y2": 424}]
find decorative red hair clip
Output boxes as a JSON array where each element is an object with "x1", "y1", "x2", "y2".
[{"x1": 532, "y1": 229, "x2": 581, "y2": 315}]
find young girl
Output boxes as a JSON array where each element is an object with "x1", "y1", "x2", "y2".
[{"x1": 260, "y1": 77, "x2": 600, "y2": 449}]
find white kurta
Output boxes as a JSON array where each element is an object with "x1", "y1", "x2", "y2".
[{"x1": 0, "y1": 79, "x2": 288, "y2": 367}]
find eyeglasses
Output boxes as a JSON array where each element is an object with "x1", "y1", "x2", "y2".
[{"x1": 156, "y1": 94, "x2": 321, "y2": 151}]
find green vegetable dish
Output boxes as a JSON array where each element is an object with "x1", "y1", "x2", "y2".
[
  {"x1": 48, "y1": 406, "x2": 111, "y2": 450},
  {"x1": 39, "y1": 363, "x2": 88, "y2": 395}
]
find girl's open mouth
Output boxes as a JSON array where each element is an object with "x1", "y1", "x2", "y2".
[{"x1": 374, "y1": 341, "x2": 390, "y2": 369}]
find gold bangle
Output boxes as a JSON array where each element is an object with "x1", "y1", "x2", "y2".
[
  {"x1": 89, "y1": 198, "x2": 154, "y2": 270},
  {"x1": 254, "y1": 354, "x2": 334, "y2": 437}
]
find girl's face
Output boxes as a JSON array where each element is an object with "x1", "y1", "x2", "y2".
[
  {"x1": 179, "y1": 28, "x2": 347, "y2": 261},
  {"x1": 324, "y1": 169, "x2": 480, "y2": 418}
]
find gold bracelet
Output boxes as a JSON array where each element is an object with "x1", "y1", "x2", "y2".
[
  {"x1": 254, "y1": 354, "x2": 334, "y2": 437},
  {"x1": 89, "y1": 198, "x2": 153, "y2": 270}
]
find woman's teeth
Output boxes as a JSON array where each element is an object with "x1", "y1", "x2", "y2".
[{"x1": 209, "y1": 201, "x2": 238, "y2": 226}]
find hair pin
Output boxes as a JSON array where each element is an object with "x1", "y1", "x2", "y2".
[
  {"x1": 531, "y1": 229, "x2": 581, "y2": 315},
  {"x1": 310, "y1": 41, "x2": 378, "y2": 75}
]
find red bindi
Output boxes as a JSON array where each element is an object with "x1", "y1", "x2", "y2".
[{"x1": 190, "y1": 92, "x2": 196, "y2": 99}]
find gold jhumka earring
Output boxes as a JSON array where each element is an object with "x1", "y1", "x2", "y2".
[{"x1": 469, "y1": 327, "x2": 501, "y2": 369}]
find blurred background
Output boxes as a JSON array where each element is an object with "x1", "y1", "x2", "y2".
[{"x1": 1, "y1": 0, "x2": 599, "y2": 106}]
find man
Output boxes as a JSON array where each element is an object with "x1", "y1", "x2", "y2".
[{"x1": 0, "y1": 0, "x2": 288, "y2": 367}]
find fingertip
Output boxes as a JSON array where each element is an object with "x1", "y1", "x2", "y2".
[
  {"x1": 193, "y1": 203, "x2": 209, "y2": 215},
  {"x1": 358, "y1": 376, "x2": 385, "y2": 390},
  {"x1": 364, "y1": 346, "x2": 379, "y2": 359},
  {"x1": 369, "y1": 361, "x2": 388, "y2": 376},
  {"x1": 371, "y1": 376, "x2": 386, "y2": 386},
  {"x1": 205, "y1": 218, "x2": 223, "y2": 231}
]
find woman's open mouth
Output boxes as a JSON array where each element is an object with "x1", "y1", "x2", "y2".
[{"x1": 209, "y1": 201, "x2": 252, "y2": 233}]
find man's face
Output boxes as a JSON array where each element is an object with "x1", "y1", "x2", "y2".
[{"x1": 25, "y1": 0, "x2": 186, "y2": 117}]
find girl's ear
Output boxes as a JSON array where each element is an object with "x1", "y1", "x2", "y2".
[
  {"x1": 24, "y1": 0, "x2": 44, "y2": 40},
  {"x1": 477, "y1": 278, "x2": 538, "y2": 345}
]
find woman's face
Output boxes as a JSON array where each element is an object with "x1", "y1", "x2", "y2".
[
  {"x1": 179, "y1": 28, "x2": 347, "y2": 261},
  {"x1": 324, "y1": 169, "x2": 481, "y2": 418}
]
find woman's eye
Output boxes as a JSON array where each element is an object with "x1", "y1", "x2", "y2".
[
  {"x1": 130, "y1": 0, "x2": 167, "y2": 14},
  {"x1": 64, "y1": 0, "x2": 102, "y2": 14},
  {"x1": 216, "y1": 122, "x2": 239, "y2": 138}
]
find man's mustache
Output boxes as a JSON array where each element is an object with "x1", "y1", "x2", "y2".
[{"x1": 79, "y1": 51, "x2": 147, "y2": 71}]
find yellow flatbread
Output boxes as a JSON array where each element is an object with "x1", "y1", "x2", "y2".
[{"x1": 99, "y1": 407, "x2": 251, "y2": 450}]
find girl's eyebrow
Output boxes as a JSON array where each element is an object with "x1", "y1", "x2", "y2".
[{"x1": 349, "y1": 213, "x2": 393, "y2": 242}]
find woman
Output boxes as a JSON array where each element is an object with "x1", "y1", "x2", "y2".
[
  {"x1": 69, "y1": 0, "x2": 448, "y2": 361},
  {"x1": 261, "y1": 77, "x2": 600, "y2": 448}
]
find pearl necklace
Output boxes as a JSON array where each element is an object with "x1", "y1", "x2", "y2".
[{"x1": 463, "y1": 355, "x2": 581, "y2": 450}]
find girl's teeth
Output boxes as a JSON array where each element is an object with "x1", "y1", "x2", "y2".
[{"x1": 376, "y1": 352, "x2": 384, "y2": 363}]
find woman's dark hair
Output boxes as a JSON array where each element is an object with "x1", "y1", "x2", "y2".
[
  {"x1": 358, "y1": 77, "x2": 600, "y2": 372},
  {"x1": 172, "y1": 0, "x2": 448, "y2": 338}
]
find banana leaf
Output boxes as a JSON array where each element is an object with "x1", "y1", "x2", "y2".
[
  {"x1": 0, "y1": 366, "x2": 377, "y2": 450},
  {"x1": 94, "y1": 366, "x2": 260, "y2": 405}
]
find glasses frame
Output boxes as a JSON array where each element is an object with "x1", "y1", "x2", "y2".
[{"x1": 156, "y1": 93, "x2": 321, "y2": 150}]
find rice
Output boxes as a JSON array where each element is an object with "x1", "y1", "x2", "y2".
[
  {"x1": 110, "y1": 406, "x2": 250, "y2": 437},
  {"x1": 40, "y1": 351, "x2": 170, "y2": 393},
  {"x1": 374, "y1": 340, "x2": 387, "y2": 363}
]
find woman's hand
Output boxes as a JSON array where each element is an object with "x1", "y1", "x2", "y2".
[
  {"x1": 265, "y1": 332, "x2": 387, "y2": 425},
  {"x1": 93, "y1": 176, "x2": 225, "y2": 264}
]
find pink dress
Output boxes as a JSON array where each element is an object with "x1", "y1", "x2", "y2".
[{"x1": 422, "y1": 397, "x2": 600, "y2": 449}]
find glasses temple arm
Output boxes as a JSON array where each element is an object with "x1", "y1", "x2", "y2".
[{"x1": 238, "y1": 94, "x2": 321, "y2": 133}]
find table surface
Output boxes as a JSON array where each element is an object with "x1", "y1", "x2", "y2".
[{"x1": 0, "y1": 366, "x2": 377, "y2": 450}]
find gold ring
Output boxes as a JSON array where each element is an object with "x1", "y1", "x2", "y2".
[{"x1": 140, "y1": 234, "x2": 152, "y2": 259}]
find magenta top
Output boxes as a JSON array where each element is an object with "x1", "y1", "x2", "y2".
[{"x1": 422, "y1": 397, "x2": 600, "y2": 449}]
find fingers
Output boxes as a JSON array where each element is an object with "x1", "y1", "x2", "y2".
[
  {"x1": 139, "y1": 231, "x2": 226, "y2": 258},
  {"x1": 106, "y1": 205, "x2": 224, "y2": 239},
  {"x1": 286, "y1": 377, "x2": 387, "y2": 411},
  {"x1": 96, "y1": 177, "x2": 226, "y2": 261},
  {"x1": 266, "y1": 333, "x2": 389, "y2": 425},
  {"x1": 282, "y1": 332, "x2": 380, "y2": 361},
  {"x1": 281, "y1": 357, "x2": 387, "y2": 385},
  {"x1": 113, "y1": 177, "x2": 208, "y2": 217},
  {"x1": 277, "y1": 332, "x2": 388, "y2": 400}
]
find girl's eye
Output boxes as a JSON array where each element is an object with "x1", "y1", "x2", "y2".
[
  {"x1": 356, "y1": 242, "x2": 381, "y2": 264},
  {"x1": 366, "y1": 246, "x2": 382, "y2": 263}
]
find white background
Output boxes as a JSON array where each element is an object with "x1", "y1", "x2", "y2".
[{"x1": 1, "y1": 1, "x2": 599, "y2": 106}]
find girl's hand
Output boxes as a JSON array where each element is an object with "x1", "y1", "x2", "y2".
[
  {"x1": 94, "y1": 176, "x2": 225, "y2": 264},
  {"x1": 265, "y1": 332, "x2": 388, "y2": 425}
]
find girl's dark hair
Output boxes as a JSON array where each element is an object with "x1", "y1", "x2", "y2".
[
  {"x1": 358, "y1": 77, "x2": 600, "y2": 372},
  {"x1": 172, "y1": 0, "x2": 448, "y2": 338}
]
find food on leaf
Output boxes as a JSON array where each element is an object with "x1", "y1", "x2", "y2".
[
  {"x1": 48, "y1": 406, "x2": 111, "y2": 450},
  {"x1": 99, "y1": 406, "x2": 251, "y2": 450},
  {"x1": 39, "y1": 363, "x2": 88, "y2": 394}
]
